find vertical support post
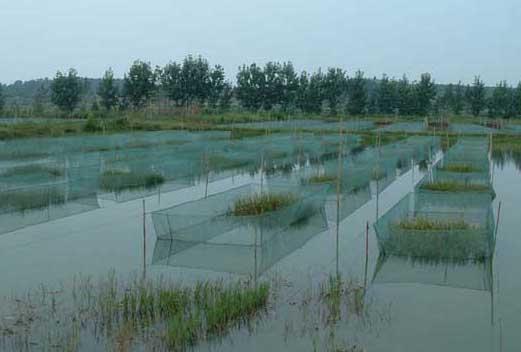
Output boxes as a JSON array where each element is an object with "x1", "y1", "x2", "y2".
[
  {"x1": 254, "y1": 226, "x2": 258, "y2": 288},
  {"x1": 260, "y1": 152, "x2": 265, "y2": 194},
  {"x1": 335, "y1": 126, "x2": 344, "y2": 277},
  {"x1": 495, "y1": 201, "x2": 502, "y2": 240},
  {"x1": 499, "y1": 318, "x2": 503, "y2": 352},
  {"x1": 364, "y1": 221, "x2": 369, "y2": 289},
  {"x1": 142, "y1": 199, "x2": 146, "y2": 281},
  {"x1": 204, "y1": 153, "x2": 209, "y2": 199}
]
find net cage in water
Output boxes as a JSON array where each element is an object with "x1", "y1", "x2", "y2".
[
  {"x1": 372, "y1": 254, "x2": 493, "y2": 292},
  {"x1": 374, "y1": 192, "x2": 496, "y2": 261},
  {"x1": 151, "y1": 210, "x2": 329, "y2": 275},
  {"x1": 151, "y1": 183, "x2": 330, "y2": 242},
  {"x1": 0, "y1": 181, "x2": 100, "y2": 234}
]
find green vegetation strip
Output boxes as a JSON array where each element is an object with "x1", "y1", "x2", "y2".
[
  {"x1": 307, "y1": 174, "x2": 337, "y2": 184},
  {"x1": 420, "y1": 181, "x2": 490, "y2": 192},
  {"x1": 1, "y1": 188, "x2": 66, "y2": 213},
  {"x1": 396, "y1": 217, "x2": 473, "y2": 231},
  {"x1": 100, "y1": 170, "x2": 165, "y2": 193},
  {"x1": 0, "y1": 164, "x2": 64, "y2": 178},
  {"x1": 230, "y1": 192, "x2": 299, "y2": 216},
  {"x1": 438, "y1": 164, "x2": 482, "y2": 173}
]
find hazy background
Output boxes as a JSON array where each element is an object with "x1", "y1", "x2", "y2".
[{"x1": 1, "y1": 0, "x2": 520, "y2": 84}]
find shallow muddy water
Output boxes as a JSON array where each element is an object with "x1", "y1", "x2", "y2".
[{"x1": 0, "y1": 149, "x2": 519, "y2": 351}]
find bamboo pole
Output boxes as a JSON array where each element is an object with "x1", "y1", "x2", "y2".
[
  {"x1": 495, "y1": 201, "x2": 502, "y2": 240},
  {"x1": 364, "y1": 221, "x2": 369, "y2": 289},
  {"x1": 142, "y1": 199, "x2": 147, "y2": 281},
  {"x1": 335, "y1": 126, "x2": 344, "y2": 277}
]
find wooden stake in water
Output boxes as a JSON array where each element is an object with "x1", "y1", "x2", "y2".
[
  {"x1": 260, "y1": 152, "x2": 265, "y2": 194},
  {"x1": 204, "y1": 153, "x2": 209, "y2": 198},
  {"x1": 142, "y1": 199, "x2": 147, "y2": 281},
  {"x1": 364, "y1": 221, "x2": 369, "y2": 289},
  {"x1": 495, "y1": 201, "x2": 502, "y2": 240},
  {"x1": 335, "y1": 127, "x2": 344, "y2": 277}
]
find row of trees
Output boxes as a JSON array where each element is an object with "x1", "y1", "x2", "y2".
[{"x1": 19, "y1": 56, "x2": 521, "y2": 118}]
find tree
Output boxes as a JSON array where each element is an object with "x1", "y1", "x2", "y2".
[
  {"x1": 279, "y1": 62, "x2": 299, "y2": 113},
  {"x1": 488, "y1": 81, "x2": 513, "y2": 118},
  {"x1": 377, "y1": 74, "x2": 397, "y2": 115},
  {"x1": 50, "y1": 68, "x2": 83, "y2": 114},
  {"x1": 122, "y1": 60, "x2": 156, "y2": 109},
  {"x1": 414, "y1": 73, "x2": 436, "y2": 116},
  {"x1": 347, "y1": 70, "x2": 367, "y2": 115},
  {"x1": 514, "y1": 82, "x2": 521, "y2": 118},
  {"x1": 396, "y1": 75, "x2": 415, "y2": 116},
  {"x1": 262, "y1": 61, "x2": 283, "y2": 110},
  {"x1": 296, "y1": 70, "x2": 324, "y2": 114},
  {"x1": 236, "y1": 63, "x2": 265, "y2": 111},
  {"x1": 180, "y1": 55, "x2": 211, "y2": 107},
  {"x1": 452, "y1": 82, "x2": 465, "y2": 115},
  {"x1": 441, "y1": 84, "x2": 454, "y2": 113},
  {"x1": 323, "y1": 68, "x2": 347, "y2": 115},
  {"x1": 160, "y1": 62, "x2": 183, "y2": 106},
  {"x1": 32, "y1": 84, "x2": 48, "y2": 116},
  {"x1": 466, "y1": 76, "x2": 486, "y2": 117},
  {"x1": 207, "y1": 65, "x2": 226, "y2": 111},
  {"x1": 97, "y1": 68, "x2": 119, "y2": 111},
  {"x1": 219, "y1": 83, "x2": 234, "y2": 112},
  {"x1": 0, "y1": 84, "x2": 5, "y2": 112}
]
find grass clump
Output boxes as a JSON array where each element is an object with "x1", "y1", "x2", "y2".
[
  {"x1": 100, "y1": 170, "x2": 165, "y2": 193},
  {"x1": 396, "y1": 217, "x2": 473, "y2": 231},
  {"x1": 420, "y1": 180, "x2": 490, "y2": 192},
  {"x1": 0, "y1": 164, "x2": 64, "y2": 178},
  {"x1": 206, "y1": 155, "x2": 251, "y2": 171},
  {"x1": 2, "y1": 188, "x2": 66, "y2": 212},
  {"x1": 307, "y1": 174, "x2": 337, "y2": 184},
  {"x1": 230, "y1": 192, "x2": 299, "y2": 216},
  {"x1": 438, "y1": 164, "x2": 482, "y2": 173}
]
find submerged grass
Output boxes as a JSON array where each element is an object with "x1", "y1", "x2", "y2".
[
  {"x1": 396, "y1": 217, "x2": 473, "y2": 231},
  {"x1": 230, "y1": 192, "x2": 299, "y2": 216},
  {"x1": 420, "y1": 180, "x2": 490, "y2": 192},
  {"x1": 2, "y1": 274, "x2": 270, "y2": 352},
  {"x1": 100, "y1": 170, "x2": 165, "y2": 193}
]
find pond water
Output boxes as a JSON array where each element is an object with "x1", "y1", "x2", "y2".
[{"x1": 0, "y1": 146, "x2": 519, "y2": 351}]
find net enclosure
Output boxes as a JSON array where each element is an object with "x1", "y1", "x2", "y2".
[
  {"x1": 374, "y1": 192, "x2": 495, "y2": 261},
  {"x1": 152, "y1": 183, "x2": 329, "y2": 242},
  {"x1": 152, "y1": 210, "x2": 328, "y2": 275},
  {"x1": 376, "y1": 137, "x2": 495, "y2": 261}
]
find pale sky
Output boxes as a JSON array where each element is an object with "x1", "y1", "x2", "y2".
[{"x1": 1, "y1": 0, "x2": 520, "y2": 85}]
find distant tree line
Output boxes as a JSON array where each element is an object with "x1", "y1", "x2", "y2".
[{"x1": 2, "y1": 55, "x2": 521, "y2": 119}]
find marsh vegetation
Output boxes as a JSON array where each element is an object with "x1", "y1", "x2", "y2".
[
  {"x1": 229, "y1": 192, "x2": 299, "y2": 216},
  {"x1": 100, "y1": 170, "x2": 165, "y2": 193}
]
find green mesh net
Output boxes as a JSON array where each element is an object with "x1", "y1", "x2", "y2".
[
  {"x1": 152, "y1": 210, "x2": 328, "y2": 275},
  {"x1": 374, "y1": 193, "x2": 495, "y2": 261}
]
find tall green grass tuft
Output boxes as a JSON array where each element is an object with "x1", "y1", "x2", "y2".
[
  {"x1": 396, "y1": 217, "x2": 473, "y2": 231},
  {"x1": 230, "y1": 192, "x2": 299, "y2": 216}
]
